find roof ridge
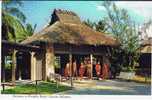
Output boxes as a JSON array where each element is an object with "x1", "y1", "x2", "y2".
[{"x1": 54, "y1": 9, "x2": 77, "y2": 16}]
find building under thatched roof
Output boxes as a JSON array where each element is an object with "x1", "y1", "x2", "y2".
[
  {"x1": 22, "y1": 9, "x2": 119, "y2": 46},
  {"x1": 2, "y1": 9, "x2": 120, "y2": 83}
]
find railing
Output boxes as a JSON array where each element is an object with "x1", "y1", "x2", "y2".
[
  {"x1": 49, "y1": 73, "x2": 62, "y2": 88},
  {"x1": 1, "y1": 80, "x2": 42, "y2": 94}
]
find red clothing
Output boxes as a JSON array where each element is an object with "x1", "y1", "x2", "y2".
[
  {"x1": 101, "y1": 63, "x2": 109, "y2": 79},
  {"x1": 64, "y1": 64, "x2": 70, "y2": 77},
  {"x1": 79, "y1": 65, "x2": 85, "y2": 78},
  {"x1": 95, "y1": 64, "x2": 101, "y2": 76}
]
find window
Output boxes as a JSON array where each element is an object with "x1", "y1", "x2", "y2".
[{"x1": 54, "y1": 56, "x2": 61, "y2": 69}]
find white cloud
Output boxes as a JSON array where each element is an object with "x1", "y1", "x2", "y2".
[
  {"x1": 115, "y1": 1, "x2": 152, "y2": 20},
  {"x1": 95, "y1": 1, "x2": 152, "y2": 22}
]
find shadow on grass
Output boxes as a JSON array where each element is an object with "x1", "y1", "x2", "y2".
[{"x1": 1, "y1": 82, "x2": 71, "y2": 94}]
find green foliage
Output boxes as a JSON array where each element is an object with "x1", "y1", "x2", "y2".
[
  {"x1": 83, "y1": 19, "x2": 108, "y2": 33},
  {"x1": 83, "y1": 19, "x2": 95, "y2": 29},
  {"x1": 54, "y1": 56, "x2": 61, "y2": 69},
  {"x1": 1, "y1": 82, "x2": 71, "y2": 94},
  {"x1": 2, "y1": 0, "x2": 35, "y2": 42},
  {"x1": 102, "y1": 1, "x2": 140, "y2": 69},
  {"x1": 121, "y1": 66, "x2": 135, "y2": 72},
  {"x1": 17, "y1": 23, "x2": 37, "y2": 42},
  {"x1": 95, "y1": 20, "x2": 108, "y2": 33}
]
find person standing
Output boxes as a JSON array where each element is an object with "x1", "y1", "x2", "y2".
[
  {"x1": 95, "y1": 61, "x2": 101, "y2": 80},
  {"x1": 101, "y1": 57, "x2": 110, "y2": 79},
  {"x1": 64, "y1": 62, "x2": 70, "y2": 80},
  {"x1": 79, "y1": 62, "x2": 85, "y2": 80},
  {"x1": 87, "y1": 60, "x2": 92, "y2": 79}
]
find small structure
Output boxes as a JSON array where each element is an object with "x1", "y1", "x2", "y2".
[
  {"x1": 2, "y1": 9, "x2": 119, "y2": 82},
  {"x1": 139, "y1": 37, "x2": 152, "y2": 76}
]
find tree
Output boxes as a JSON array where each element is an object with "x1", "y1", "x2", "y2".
[
  {"x1": 83, "y1": 19, "x2": 95, "y2": 29},
  {"x1": 83, "y1": 19, "x2": 108, "y2": 33},
  {"x1": 95, "y1": 20, "x2": 108, "y2": 33},
  {"x1": 101, "y1": 1, "x2": 140, "y2": 70},
  {"x1": 2, "y1": 0, "x2": 26, "y2": 42},
  {"x1": 17, "y1": 23, "x2": 37, "y2": 42},
  {"x1": 2, "y1": 0, "x2": 36, "y2": 42}
]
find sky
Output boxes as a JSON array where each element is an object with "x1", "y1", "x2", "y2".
[{"x1": 20, "y1": 1, "x2": 152, "y2": 32}]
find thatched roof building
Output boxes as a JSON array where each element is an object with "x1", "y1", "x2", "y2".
[
  {"x1": 140, "y1": 37, "x2": 152, "y2": 53},
  {"x1": 22, "y1": 9, "x2": 119, "y2": 46},
  {"x1": 2, "y1": 9, "x2": 120, "y2": 82}
]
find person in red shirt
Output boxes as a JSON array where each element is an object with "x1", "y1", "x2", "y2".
[
  {"x1": 95, "y1": 61, "x2": 101, "y2": 80},
  {"x1": 79, "y1": 62, "x2": 85, "y2": 80},
  {"x1": 101, "y1": 58, "x2": 110, "y2": 79},
  {"x1": 64, "y1": 62, "x2": 70, "y2": 80}
]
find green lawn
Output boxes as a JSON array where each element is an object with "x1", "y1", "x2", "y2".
[{"x1": 1, "y1": 82, "x2": 71, "y2": 94}]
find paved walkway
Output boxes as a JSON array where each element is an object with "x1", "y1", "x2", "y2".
[{"x1": 59, "y1": 79, "x2": 151, "y2": 95}]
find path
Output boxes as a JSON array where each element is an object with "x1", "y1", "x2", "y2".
[{"x1": 58, "y1": 79, "x2": 151, "y2": 95}]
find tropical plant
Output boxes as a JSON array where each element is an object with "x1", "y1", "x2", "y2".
[
  {"x1": 2, "y1": 0, "x2": 26, "y2": 42},
  {"x1": 101, "y1": 1, "x2": 140, "y2": 70},
  {"x1": 94, "y1": 20, "x2": 108, "y2": 33},
  {"x1": 83, "y1": 19, "x2": 108, "y2": 33},
  {"x1": 83, "y1": 19, "x2": 95, "y2": 29},
  {"x1": 17, "y1": 23, "x2": 37, "y2": 42}
]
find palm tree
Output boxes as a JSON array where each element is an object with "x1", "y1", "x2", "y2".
[
  {"x1": 2, "y1": 0, "x2": 26, "y2": 42},
  {"x1": 95, "y1": 20, "x2": 108, "y2": 33},
  {"x1": 83, "y1": 19, "x2": 95, "y2": 29},
  {"x1": 17, "y1": 23, "x2": 37, "y2": 42}
]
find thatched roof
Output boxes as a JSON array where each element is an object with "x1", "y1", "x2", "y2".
[
  {"x1": 50, "y1": 9, "x2": 81, "y2": 25},
  {"x1": 140, "y1": 45, "x2": 152, "y2": 53},
  {"x1": 141, "y1": 37, "x2": 152, "y2": 46},
  {"x1": 140, "y1": 38, "x2": 152, "y2": 53},
  {"x1": 22, "y1": 9, "x2": 119, "y2": 46}
]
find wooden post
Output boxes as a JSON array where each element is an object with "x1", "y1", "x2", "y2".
[
  {"x1": 2, "y1": 54, "x2": 5, "y2": 82},
  {"x1": 19, "y1": 62, "x2": 22, "y2": 80},
  {"x1": 69, "y1": 53, "x2": 73, "y2": 87},
  {"x1": 12, "y1": 50, "x2": 17, "y2": 84},
  {"x1": 31, "y1": 52, "x2": 36, "y2": 81},
  {"x1": 42, "y1": 51, "x2": 47, "y2": 81},
  {"x1": 90, "y1": 54, "x2": 93, "y2": 79}
]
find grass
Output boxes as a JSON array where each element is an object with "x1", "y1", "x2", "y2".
[{"x1": 1, "y1": 82, "x2": 71, "y2": 94}]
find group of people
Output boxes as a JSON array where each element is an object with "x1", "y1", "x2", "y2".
[{"x1": 64, "y1": 57, "x2": 110, "y2": 80}]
